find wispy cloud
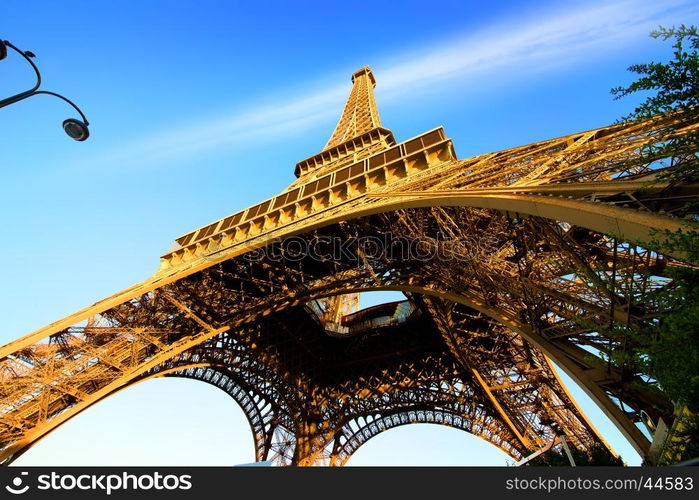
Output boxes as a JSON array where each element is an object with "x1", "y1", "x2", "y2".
[
  {"x1": 78, "y1": 0, "x2": 698, "y2": 171},
  {"x1": 375, "y1": 0, "x2": 694, "y2": 97}
]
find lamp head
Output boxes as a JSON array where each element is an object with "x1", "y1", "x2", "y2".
[
  {"x1": 0, "y1": 41, "x2": 7, "y2": 61},
  {"x1": 62, "y1": 118, "x2": 89, "y2": 141}
]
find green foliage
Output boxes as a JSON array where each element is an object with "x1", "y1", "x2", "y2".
[
  {"x1": 611, "y1": 25, "x2": 699, "y2": 182},
  {"x1": 636, "y1": 265, "x2": 699, "y2": 412},
  {"x1": 609, "y1": 25, "x2": 699, "y2": 463},
  {"x1": 658, "y1": 413, "x2": 699, "y2": 465},
  {"x1": 611, "y1": 25, "x2": 698, "y2": 119},
  {"x1": 569, "y1": 262, "x2": 699, "y2": 416},
  {"x1": 528, "y1": 443, "x2": 624, "y2": 466},
  {"x1": 648, "y1": 227, "x2": 699, "y2": 265}
]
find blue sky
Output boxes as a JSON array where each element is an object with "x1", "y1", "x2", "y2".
[{"x1": 2, "y1": 0, "x2": 697, "y2": 466}]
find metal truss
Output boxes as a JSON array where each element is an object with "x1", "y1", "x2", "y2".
[{"x1": 0, "y1": 67, "x2": 697, "y2": 465}]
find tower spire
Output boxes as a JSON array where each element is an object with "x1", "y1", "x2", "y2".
[
  {"x1": 324, "y1": 67, "x2": 382, "y2": 149},
  {"x1": 293, "y1": 66, "x2": 395, "y2": 179}
]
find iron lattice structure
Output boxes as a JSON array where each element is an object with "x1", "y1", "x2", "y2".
[{"x1": 1, "y1": 67, "x2": 698, "y2": 465}]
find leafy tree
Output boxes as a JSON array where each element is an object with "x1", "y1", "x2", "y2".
[
  {"x1": 610, "y1": 25, "x2": 699, "y2": 463},
  {"x1": 612, "y1": 25, "x2": 698, "y2": 120},
  {"x1": 657, "y1": 413, "x2": 699, "y2": 465},
  {"x1": 611, "y1": 25, "x2": 698, "y2": 182},
  {"x1": 528, "y1": 443, "x2": 624, "y2": 466}
]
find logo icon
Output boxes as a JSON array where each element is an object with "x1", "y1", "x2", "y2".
[{"x1": 5, "y1": 472, "x2": 29, "y2": 495}]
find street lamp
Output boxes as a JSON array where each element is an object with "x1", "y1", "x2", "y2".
[{"x1": 0, "y1": 39, "x2": 90, "y2": 141}]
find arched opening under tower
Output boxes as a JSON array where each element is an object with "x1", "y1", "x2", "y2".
[
  {"x1": 11, "y1": 378, "x2": 255, "y2": 466},
  {"x1": 346, "y1": 423, "x2": 512, "y2": 466}
]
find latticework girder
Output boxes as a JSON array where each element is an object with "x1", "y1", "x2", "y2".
[{"x1": 1, "y1": 67, "x2": 697, "y2": 465}]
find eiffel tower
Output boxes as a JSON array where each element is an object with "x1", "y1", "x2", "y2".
[{"x1": 1, "y1": 66, "x2": 697, "y2": 466}]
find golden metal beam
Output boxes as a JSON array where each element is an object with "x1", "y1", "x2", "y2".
[{"x1": 1, "y1": 66, "x2": 696, "y2": 465}]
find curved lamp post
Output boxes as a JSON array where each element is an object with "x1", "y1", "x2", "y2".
[{"x1": 0, "y1": 39, "x2": 90, "y2": 141}]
